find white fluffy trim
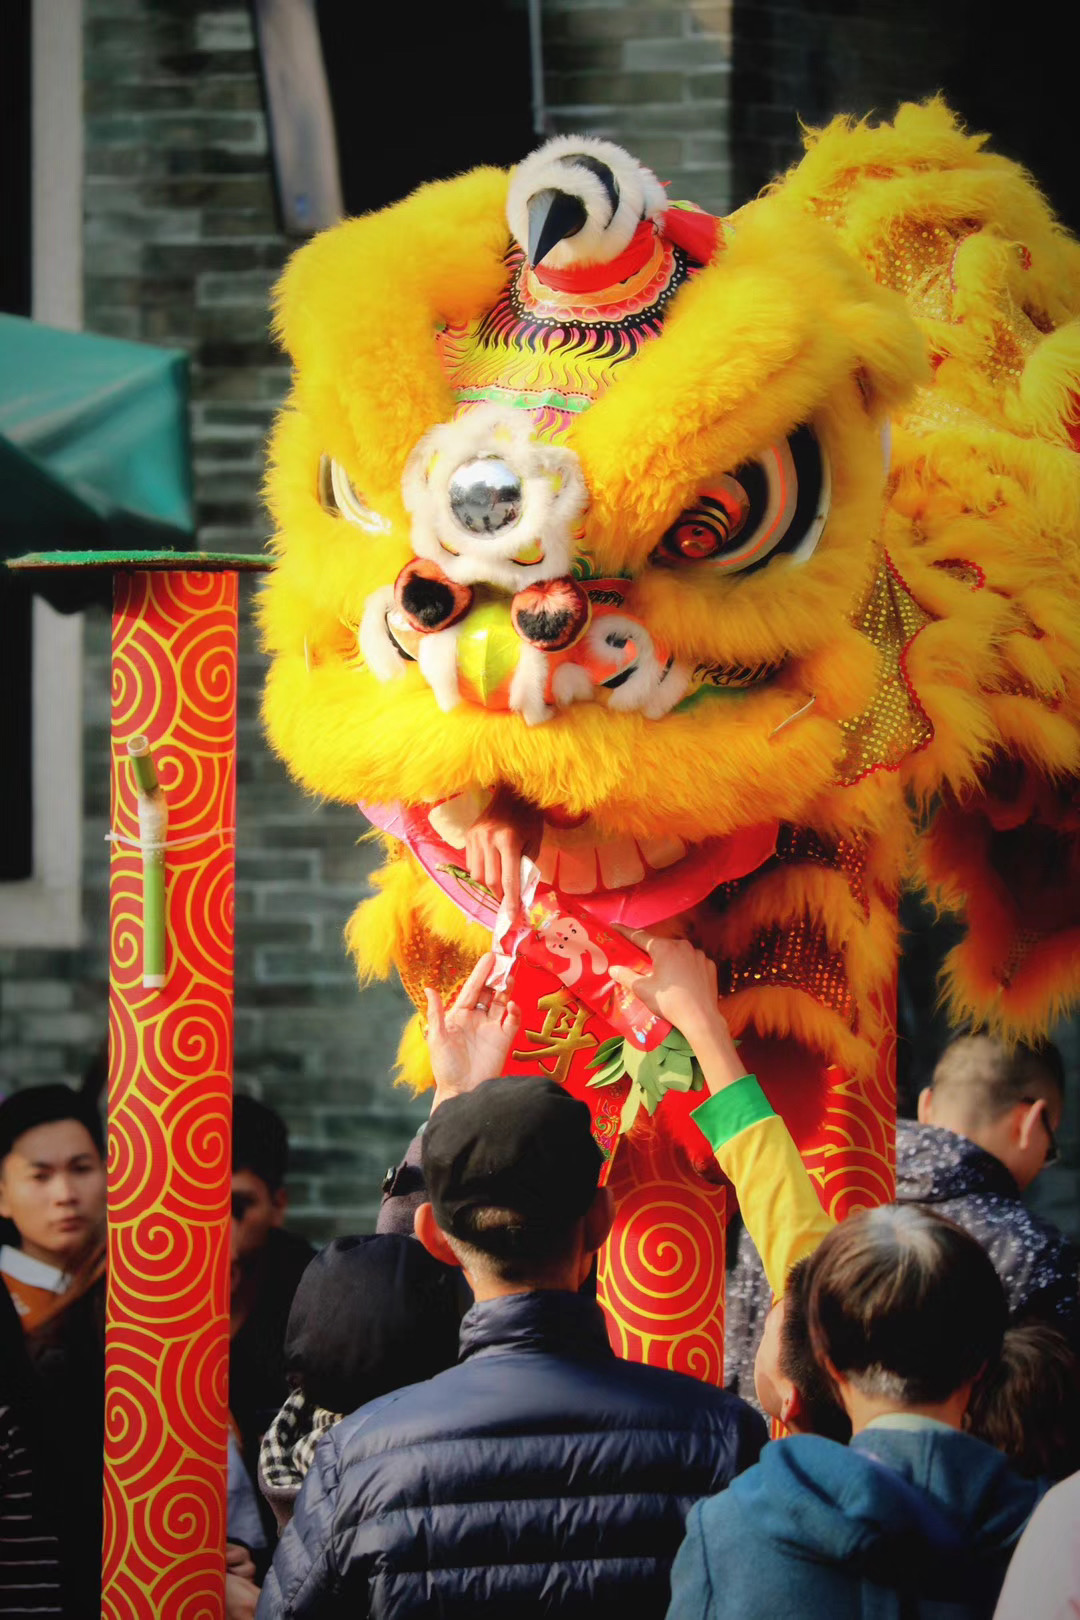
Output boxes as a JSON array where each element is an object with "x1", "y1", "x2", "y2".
[
  {"x1": 402, "y1": 403, "x2": 588, "y2": 592},
  {"x1": 507, "y1": 134, "x2": 667, "y2": 270},
  {"x1": 587, "y1": 614, "x2": 691, "y2": 719}
]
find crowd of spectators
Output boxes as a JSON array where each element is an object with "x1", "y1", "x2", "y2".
[{"x1": 2, "y1": 933, "x2": 1079, "y2": 1617}]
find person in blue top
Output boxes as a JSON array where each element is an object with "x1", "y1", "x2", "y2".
[{"x1": 668, "y1": 1203, "x2": 1044, "y2": 1620}]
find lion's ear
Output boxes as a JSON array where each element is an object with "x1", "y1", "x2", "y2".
[{"x1": 829, "y1": 288, "x2": 933, "y2": 418}]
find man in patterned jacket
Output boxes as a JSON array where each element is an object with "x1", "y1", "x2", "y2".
[{"x1": 898, "y1": 1034, "x2": 1079, "y2": 1342}]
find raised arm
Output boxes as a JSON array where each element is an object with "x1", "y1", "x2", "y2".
[{"x1": 612, "y1": 934, "x2": 833, "y2": 1296}]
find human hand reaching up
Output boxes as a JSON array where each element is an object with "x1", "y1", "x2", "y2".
[
  {"x1": 425, "y1": 952, "x2": 522, "y2": 1112},
  {"x1": 610, "y1": 933, "x2": 746, "y2": 1093}
]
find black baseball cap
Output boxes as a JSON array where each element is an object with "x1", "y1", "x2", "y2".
[{"x1": 422, "y1": 1075, "x2": 603, "y2": 1239}]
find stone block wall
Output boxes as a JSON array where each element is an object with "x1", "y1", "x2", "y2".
[
  {"x1": 544, "y1": 0, "x2": 733, "y2": 213},
  {"x1": 730, "y1": 0, "x2": 1079, "y2": 230}
]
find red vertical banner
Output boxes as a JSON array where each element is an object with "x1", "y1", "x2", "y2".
[{"x1": 104, "y1": 570, "x2": 237, "y2": 1620}]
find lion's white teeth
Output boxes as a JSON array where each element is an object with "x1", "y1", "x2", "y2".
[
  {"x1": 638, "y1": 833, "x2": 687, "y2": 870},
  {"x1": 428, "y1": 787, "x2": 493, "y2": 848},
  {"x1": 555, "y1": 842, "x2": 598, "y2": 894},
  {"x1": 597, "y1": 835, "x2": 646, "y2": 889},
  {"x1": 427, "y1": 803, "x2": 689, "y2": 896}
]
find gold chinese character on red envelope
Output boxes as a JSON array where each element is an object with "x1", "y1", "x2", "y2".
[{"x1": 513, "y1": 988, "x2": 598, "y2": 1083}]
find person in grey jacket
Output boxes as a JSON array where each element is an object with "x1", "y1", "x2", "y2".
[
  {"x1": 725, "y1": 1033, "x2": 1078, "y2": 1414},
  {"x1": 897, "y1": 1034, "x2": 1079, "y2": 1340}
]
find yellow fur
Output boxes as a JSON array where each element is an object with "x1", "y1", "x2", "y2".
[{"x1": 262, "y1": 99, "x2": 1080, "y2": 1099}]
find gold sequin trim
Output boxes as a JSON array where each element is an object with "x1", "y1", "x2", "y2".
[
  {"x1": 773, "y1": 824, "x2": 871, "y2": 916},
  {"x1": 838, "y1": 556, "x2": 935, "y2": 784},
  {"x1": 931, "y1": 558, "x2": 985, "y2": 591},
  {"x1": 719, "y1": 920, "x2": 857, "y2": 1030},
  {"x1": 994, "y1": 928, "x2": 1042, "y2": 990},
  {"x1": 397, "y1": 928, "x2": 477, "y2": 1018}
]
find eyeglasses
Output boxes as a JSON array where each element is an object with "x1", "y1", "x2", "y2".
[{"x1": 1021, "y1": 1097, "x2": 1059, "y2": 1166}]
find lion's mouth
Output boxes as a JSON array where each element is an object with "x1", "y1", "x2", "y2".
[
  {"x1": 428, "y1": 788, "x2": 691, "y2": 895},
  {"x1": 404, "y1": 787, "x2": 779, "y2": 927}
]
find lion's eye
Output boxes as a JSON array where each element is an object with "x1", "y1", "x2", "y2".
[
  {"x1": 317, "y1": 454, "x2": 392, "y2": 534},
  {"x1": 655, "y1": 425, "x2": 829, "y2": 575}
]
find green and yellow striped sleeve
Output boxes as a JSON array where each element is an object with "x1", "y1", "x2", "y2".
[{"x1": 690, "y1": 1075, "x2": 834, "y2": 1298}]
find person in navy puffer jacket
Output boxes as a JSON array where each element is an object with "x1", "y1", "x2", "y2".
[{"x1": 256, "y1": 1058, "x2": 765, "y2": 1620}]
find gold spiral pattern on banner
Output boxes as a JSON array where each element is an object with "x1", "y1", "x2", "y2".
[
  {"x1": 104, "y1": 571, "x2": 236, "y2": 1620},
  {"x1": 822, "y1": 991, "x2": 896, "y2": 1220},
  {"x1": 598, "y1": 1130, "x2": 727, "y2": 1384}
]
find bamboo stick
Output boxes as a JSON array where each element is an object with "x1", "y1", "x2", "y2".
[{"x1": 127, "y1": 735, "x2": 167, "y2": 988}]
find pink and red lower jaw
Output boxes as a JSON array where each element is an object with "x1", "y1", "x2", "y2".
[{"x1": 359, "y1": 797, "x2": 778, "y2": 931}]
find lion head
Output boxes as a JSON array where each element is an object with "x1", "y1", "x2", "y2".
[{"x1": 261, "y1": 136, "x2": 928, "y2": 937}]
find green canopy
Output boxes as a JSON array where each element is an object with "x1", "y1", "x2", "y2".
[{"x1": 0, "y1": 313, "x2": 195, "y2": 566}]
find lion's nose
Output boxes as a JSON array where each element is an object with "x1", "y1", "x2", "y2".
[
  {"x1": 448, "y1": 457, "x2": 523, "y2": 536},
  {"x1": 395, "y1": 559, "x2": 473, "y2": 631},
  {"x1": 511, "y1": 577, "x2": 590, "y2": 652}
]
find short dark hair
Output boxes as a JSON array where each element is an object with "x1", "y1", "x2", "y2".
[
  {"x1": 448, "y1": 1204, "x2": 581, "y2": 1285},
  {"x1": 808, "y1": 1204, "x2": 1008, "y2": 1405},
  {"x1": 0, "y1": 1084, "x2": 104, "y2": 1166},
  {"x1": 967, "y1": 1320, "x2": 1080, "y2": 1480},
  {"x1": 930, "y1": 1035, "x2": 1065, "y2": 1125},
  {"x1": 778, "y1": 1257, "x2": 852, "y2": 1443},
  {"x1": 232, "y1": 1093, "x2": 288, "y2": 1193}
]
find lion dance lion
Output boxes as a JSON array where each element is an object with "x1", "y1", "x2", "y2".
[{"x1": 260, "y1": 101, "x2": 1080, "y2": 1382}]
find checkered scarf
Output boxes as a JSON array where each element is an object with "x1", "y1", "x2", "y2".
[{"x1": 259, "y1": 1390, "x2": 342, "y2": 1502}]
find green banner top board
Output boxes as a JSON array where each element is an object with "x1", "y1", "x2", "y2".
[{"x1": 0, "y1": 313, "x2": 196, "y2": 560}]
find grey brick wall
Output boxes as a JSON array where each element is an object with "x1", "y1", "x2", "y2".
[
  {"x1": 2, "y1": 0, "x2": 736, "y2": 1241},
  {"x1": 730, "y1": 0, "x2": 961, "y2": 204},
  {"x1": 729, "y1": 0, "x2": 1079, "y2": 231},
  {"x1": 544, "y1": 0, "x2": 733, "y2": 214}
]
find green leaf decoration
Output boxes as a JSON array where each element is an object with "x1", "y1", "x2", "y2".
[
  {"x1": 584, "y1": 1029, "x2": 712, "y2": 1132},
  {"x1": 659, "y1": 1070, "x2": 696, "y2": 1093},
  {"x1": 588, "y1": 1036, "x2": 623, "y2": 1070},
  {"x1": 586, "y1": 1034, "x2": 628, "y2": 1091},
  {"x1": 619, "y1": 1086, "x2": 642, "y2": 1135},
  {"x1": 604, "y1": 1031, "x2": 708, "y2": 1135},
  {"x1": 435, "y1": 862, "x2": 499, "y2": 915},
  {"x1": 587, "y1": 1060, "x2": 626, "y2": 1090},
  {"x1": 621, "y1": 1044, "x2": 646, "y2": 1083}
]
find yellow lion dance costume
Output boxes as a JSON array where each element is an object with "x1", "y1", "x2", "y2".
[{"x1": 261, "y1": 101, "x2": 1080, "y2": 1379}]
